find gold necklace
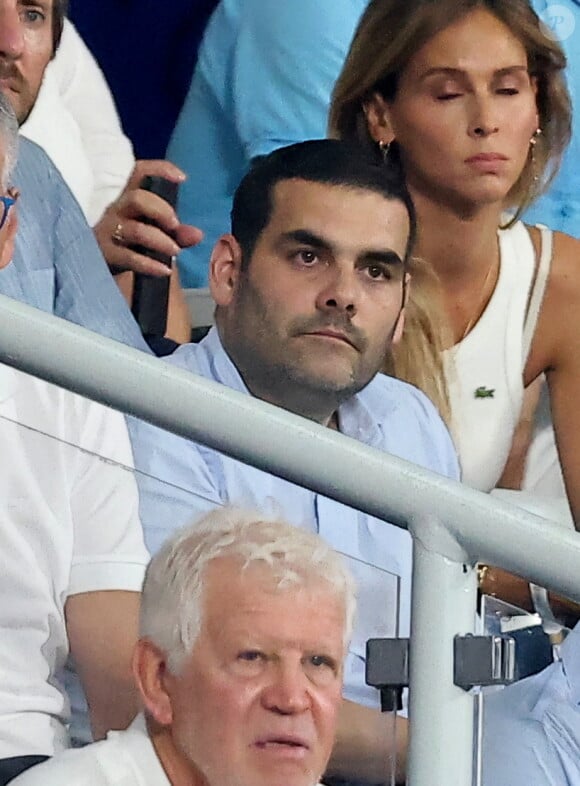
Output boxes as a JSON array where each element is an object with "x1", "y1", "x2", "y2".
[{"x1": 459, "y1": 258, "x2": 498, "y2": 343}]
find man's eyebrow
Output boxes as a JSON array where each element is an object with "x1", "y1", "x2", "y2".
[
  {"x1": 420, "y1": 65, "x2": 529, "y2": 82},
  {"x1": 20, "y1": 0, "x2": 50, "y2": 9},
  {"x1": 360, "y1": 250, "x2": 404, "y2": 267},
  {"x1": 278, "y1": 229, "x2": 333, "y2": 251},
  {"x1": 278, "y1": 230, "x2": 404, "y2": 265}
]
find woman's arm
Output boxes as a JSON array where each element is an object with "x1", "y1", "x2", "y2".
[{"x1": 525, "y1": 231, "x2": 580, "y2": 531}]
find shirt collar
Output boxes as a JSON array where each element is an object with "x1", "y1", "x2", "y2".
[
  {"x1": 202, "y1": 327, "x2": 251, "y2": 395},
  {"x1": 337, "y1": 388, "x2": 383, "y2": 447},
  {"x1": 202, "y1": 327, "x2": 383, "y2": 447},
  {"x1": 111, "y1": 714, "x2": 171, "y2": 786}
]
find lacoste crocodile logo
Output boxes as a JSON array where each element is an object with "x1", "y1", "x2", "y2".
[{"x1": 474, "y1": 386, "x2": 495, "y2": 399}]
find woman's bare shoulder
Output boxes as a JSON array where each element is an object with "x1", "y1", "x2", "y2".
[
  {"x1": 523, "y1": 225, "x2": 580, "y2": 379},
  {"x1": 549, "y1": 229, "x2": 580, "y2": 293}
]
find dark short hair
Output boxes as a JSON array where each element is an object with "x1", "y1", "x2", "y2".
[
  {"x1": 231, "y1": 139, "x2": 417, "y2": 267},
  {"x1": 52, "y1": 0, "x2": 69, "y2": 54}
]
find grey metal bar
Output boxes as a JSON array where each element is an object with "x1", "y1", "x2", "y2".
[
  {"x1": 1, "y1": 295, "x2": 578, "y2": 598},
  {"x1": 2, "y1": 294, "x2": 580, "y2": 786},
  {"x1": 407, "y1": 517, "x2": 477, "y2": 786}
]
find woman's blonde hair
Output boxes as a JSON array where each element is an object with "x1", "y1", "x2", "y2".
[
  {"x1": 329, "y1": 0, "x2": 571, "y2": 423},
  {"x1": 385, "y1": 252, "x2": 452, "y2": 424}
]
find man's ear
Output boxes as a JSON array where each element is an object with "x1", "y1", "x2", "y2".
[
  {"x1": 132, "y1": 639, "x2": 174, "y2": 727},
  {"x1": 392, "y1": 272, "x2": 411, "y2": 346},
  {"x1": 209, "y1": 234, "x2": 244, "y2": 307},
  {"x1": 363, "y1": 93, "x2": 396, "y2": 146},
  {"x1": 0, "y1": 208, "x2": 17, "y2": 270}
]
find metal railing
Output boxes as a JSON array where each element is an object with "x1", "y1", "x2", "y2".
[{"x1": 2, "y1": 293, "x2": 580, "y2": 786}]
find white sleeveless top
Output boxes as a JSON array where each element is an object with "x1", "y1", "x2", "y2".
[{"x1": 445, "y1": 220, "x2": 554, "y2": 492}]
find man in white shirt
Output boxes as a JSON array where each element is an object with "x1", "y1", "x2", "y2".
[
  {"x1": 11, "y1": 508, "x2": 357, "y2": 786},
  {"x1": 0, "y1": 94, "x2": 150, "y2": 784}
]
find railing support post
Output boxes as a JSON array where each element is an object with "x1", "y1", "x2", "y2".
[{"x1": 407, "y1": 517, "x2": 477, "y2": 786}]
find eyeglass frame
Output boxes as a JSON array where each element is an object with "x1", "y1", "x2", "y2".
[{"x1": 0, "y1": 192, "x2": 17, "y2": 231}]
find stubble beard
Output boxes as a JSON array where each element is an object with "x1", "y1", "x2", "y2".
[{"x1": 222, "y1": 278, "x2": 383, "y2": 422}]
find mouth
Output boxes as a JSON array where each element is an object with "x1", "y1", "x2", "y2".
[
  {"x1": 465, "y1": 153, "x2": 508, "y2": 164},
  {"x1": 254, "y1": 735, "x2": 310, "y2": 755},
  {"x1": 0, "y1": 74, "x2": 21, "y2": 94},
  {"x1": 303, "y1": 330, "x2": 357, "y2": 350}
]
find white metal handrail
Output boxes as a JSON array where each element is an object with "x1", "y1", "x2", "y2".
[{"x1": 1, "y1": 293, "x2": 579, "y2": 786}]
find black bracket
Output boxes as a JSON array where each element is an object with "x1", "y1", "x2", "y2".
[
  {"x1": 366, "y1": 638, "x2": 410, "y2": 712},
  {"x1": 453, "y1": 634, "x2": 516, "y2": 691}
]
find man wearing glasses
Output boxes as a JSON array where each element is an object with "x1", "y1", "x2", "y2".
[{"x1": 0, "y1": 93, "x2": 149, "y2": 784}]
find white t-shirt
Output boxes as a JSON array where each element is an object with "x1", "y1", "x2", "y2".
[
  {"x1": 0, "y1": 364, "x2": 149, "y2": 758},
  {"x1": 10, "y1": 716, "x2": 169, "y2": 786},
  {"x1": 10, "y1": 715, "x2": 327, "y2": 786},
  {"x1": 20, "y1": 20, "x2": 134, "y2": 225}
]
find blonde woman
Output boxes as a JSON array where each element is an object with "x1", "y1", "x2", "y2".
[{"x1": 330, "y1": 0, "x2": 580, "y2": 616}]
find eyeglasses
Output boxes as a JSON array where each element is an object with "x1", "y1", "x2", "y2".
[{"x1": 0, "y1": 196, "x2": 18, "y2": 229}]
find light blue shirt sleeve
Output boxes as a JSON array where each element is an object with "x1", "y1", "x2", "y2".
[
  {"x1": 2, "y1": 137, "x2": 149, "y2": 351},
  {"x1": 128, "y1": 414, "x2": 224, "y2": 555}
]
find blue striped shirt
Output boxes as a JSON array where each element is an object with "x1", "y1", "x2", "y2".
[
  {"x1": 483, "y1": 623, "x2": 580, "y2": 786},
  {"x1": 0, "y1": 137, "x2": 147, "y2": 350}
]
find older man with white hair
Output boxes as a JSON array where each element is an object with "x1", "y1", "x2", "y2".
[{"x1": 12, "y1": 507, "x2": 357, "y2": 786}]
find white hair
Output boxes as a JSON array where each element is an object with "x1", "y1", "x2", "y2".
[
  {"x1": 0, "y1": 94, "x2": 18, "y2": 189},
  {"x1": 140, "y1": 507, "x2": 357, "y2": 673}
]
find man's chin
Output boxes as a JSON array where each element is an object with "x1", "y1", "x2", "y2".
[
  {"x1": 291, "y1": 365, "x2": 372, "y2": 401},
  {"x1": 302, "y1": 357, "x2": 368, "y2": 391}
]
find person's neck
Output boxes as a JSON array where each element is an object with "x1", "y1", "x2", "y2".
[
  {"x1": 409, "y1": 189, "x2": 504, "y2": 345},
  {"x1": 250, "y1": 383, "x2": 339, "y2": 429},
  {"x1": 148, "y1": 722, "x2": 207, "y2": 786},
  {"x1": 411, "y1": 189, "x2": 502, "y2": 290}
]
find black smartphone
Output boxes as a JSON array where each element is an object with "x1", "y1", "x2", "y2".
[{"x1": 131, "y1": 175, "x2": 180, "y2": 338}]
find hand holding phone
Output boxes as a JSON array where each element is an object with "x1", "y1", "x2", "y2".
[{"x1": 131, "y1": 175, "x2": 179, "y2": 338}]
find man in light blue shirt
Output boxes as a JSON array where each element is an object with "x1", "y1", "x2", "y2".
[
  {"x1": 527, "y1": 0, "x2": 580, "y2": 236},
  {"x1": 0, "y1": 137, "x2": 148, "y2": 350},
  {"x1": 130, "y1": 140, "x2": 459, "y2": 784},
  {"x1": 483, "y1": 623, "x2": 580, "y2": 786},
  {"x1": 167, "y1": 0, "x2": 369, "y2": 287}
]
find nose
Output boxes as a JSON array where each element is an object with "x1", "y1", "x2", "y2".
[
  {"x1": 469, "y1": 95, "x2": 499, "y2": 139},
  {"x1": 262, "y1": 663, "x2": 312, "y2": 716},
  {"x1": 315, "y1": 265, "x2": 358, "y2": 317},
  {"x1": 0, "y1": 4, "x2": 24, "y2": 60}
]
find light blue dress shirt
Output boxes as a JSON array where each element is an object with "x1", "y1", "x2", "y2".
[
  {"x1": 1, "y1": 137, "x2": 148, "y2": 350},
  {"x1": 483, "y1": 623, "x2": 580, "y2": 786},
  {"x1": 167, "y1": 0, "x2": 369, "y2": 287},
  {"x1": 526, "y1": 0, "x2": 580, "y2": 236},
  {"x1": 129, "y1": 328, "x2": 460, "y2": 708}
]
